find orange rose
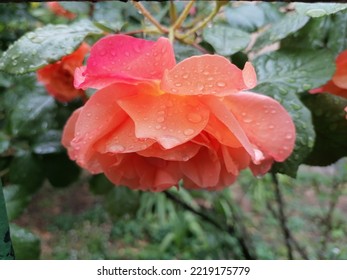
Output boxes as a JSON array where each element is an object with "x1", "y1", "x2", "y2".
[
  {"x1": 62, "y1": 35, "x2": 295, "y2": 191},
  {"x1": 37, "y1": 43, "x2": 90, "y2": 103},
  {"x1": 310, "y1": 50, "x2": 347, "y2": 117},
  {"x1": 47, "y1": 2, "x2": 76, "y2": 20}
]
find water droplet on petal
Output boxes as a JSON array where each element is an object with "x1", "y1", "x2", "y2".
[
  {"x1": 157, "y1": 116, "x2": 165, "y2": 123},
  {"x1": 197, "y1": 83, "x2": 204, "y2": 92},
  {"x1": 269, "y1": 125, "x2": 275, "y2": 129},
  {"x1": 155, "y1": 124, "x2": 162, "y2": 129},
  {"x1": 187, "y1": 113, "x2": 202, "y2": 123},
  {"x1": 217, "y1": 81, "x2": 226, "y2": 87},
  {"x1": 175, "y1": 83, "x2": 182, "y2": 87},
  {"x1": 109, "y1": 144, "x2": 125, "y2": 153},
  {"x1": 271, "y1": 109, "x2": 277, "y2": 114},
  {"x1": 183, "y1": 128, "x2": 195, "y2": 136},
  {"x1": 285, "y1": 134, "x2": 293, "y2": 140},
  {"x1": 182, "y1": 73, "x2": 189, "y2": 79}
]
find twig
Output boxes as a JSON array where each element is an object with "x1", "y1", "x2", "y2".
[
  {"x1": 164, "y1": 190, "x2": 256, "y2": 260},
  {"x1": 272, "y1": 173, "x2": 293, "y2": 259},
  {"x1": 132, "y1": 1, "x2": 168, "y2": 34}
]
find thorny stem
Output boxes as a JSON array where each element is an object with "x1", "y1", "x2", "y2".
[
  {"x1": 132, "y1": 1, "x2": 169, "y2": 34},
  {"x1": 164, "y1": 191, "x2": 256, "y2": 260}
]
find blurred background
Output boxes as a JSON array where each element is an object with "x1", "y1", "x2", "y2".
[{"x1": 0, "y1": 1, "x2": 347, "y2": 260}]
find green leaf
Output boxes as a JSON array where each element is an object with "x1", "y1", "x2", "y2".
[
  {"x1": 173, "y1": 42, "x2": 201, "y2": 62},
  {"x1": 60, "y1": 1, "x2": 91, "y2": 15},
  {"x1": 0, "y1": 132, "x2": 10, "y2": 154},
  {"x1": 281, "y1": 17, "x2": 331, "y2": 50},
  {"x1": 32, "y1": 130, "x2": 64, "y2": 155},
  {"x1": 0, "y1": 19, "x2": 102, "y2": 74},
  {"x1": 9, "y1": 151, "x2": 45, "y2": 194},
  {"x1": 104, "y1": 187, "x2": 140, "y2": 220},
  {"x1": 89, "y1": 174, "x2": 114, "y2": 195},
  {"x1": 10, "y1": 95, "x2": 58, "y2": 139},
  {"x1": 295, "y1": 3, "x2": 347, "y2": 18},
  {"x1": 3, "y1": 185, "x2": 31, "y2": 221},
  {"x1": 202, "y1": 24, "x2": 251, "y2": 56},
  {"x1": 254, "y1": 83, "x2": 315, "y2": 177},
  {"x1": 94, "y1": 1, "x2": 128, "y2": 31},
  {"x1": 253, "y1": 49, "x2": 335, "y2": 95},
  {"x1": 0, "y1": 181, "x2": 15, "y2": 259},
  {"x1": 327, "y1": 12, "x2": 347, "y2": 57},
  {"x1": 10, "y1": 224, "x2": 40, "y2": 260},
  {"x1": 253, "y1": 13, "x2": 309, "y2": 51},
  {"x1": 225, "y1": 3, "x2": 283, "y2": 33},
  {"x1": 301, "y1": 93, "x2": 347, "y2": 166},
  {"x1": 41, "y1": 152, "x2": 80, "y2": 188},
  {"x1": 252, "y1": 49, "x2": 336, "y2": 176}
]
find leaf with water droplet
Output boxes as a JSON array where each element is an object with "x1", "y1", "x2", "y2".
[
  {"x1": 202, "y1": 23, "x2": 251, "y2": 56},
  {"x1": 0, "y1": 19, "x2": 102, "y2": 74},
  {"x1": 253, "y1": 12, "x2": 309, "y2": 51},
  {"x1": 10, "y1": 95, "x2": 58, "y2": 139},
  {"x1": 253, "y1": 49, "x2": 335, "y2": 96},
  {"x1": 295, "y1": 3, "x2": 347, "y2": 18}
]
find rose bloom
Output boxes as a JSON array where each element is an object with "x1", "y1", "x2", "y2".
[
  {"x1": 310, "y1": 50, "x2": 347, "y2": 117},
  {"x1": 47, "y1": 2, "x2": 76, "y2": 20},
  {"x1": 37, "y1": 43, "x2": 90, "y2": 103},
  {"x1": 62, "y1": 35, "x2": 295, "y2": 191}
]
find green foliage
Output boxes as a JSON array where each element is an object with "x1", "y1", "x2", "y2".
[
  {"x1": 0, "y1": 19, "x2": 102, "y2": 74},
  {"x1": 301, "y1": 93, "x2": 347, "y2": 166},
  {"x1": 10, "y1": 223, "x2": 40, "y2": 259},
  {"x1": 295, "y1": 3, "x2": 347, "y2": 17},
  {"x1": 253, "y1": 13, "x2": 309, "y2": 51},
  {"x1": 202, "y1": 24, "x2": 250, "y2": 56}
]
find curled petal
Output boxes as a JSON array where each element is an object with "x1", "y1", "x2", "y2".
[
  {"x1": 180, "y1": 147, "x2": 221, "y2": 188},
  {"x1": 137, "y1": 141, "x2": 201, "y2": 161},
  {"x1": 75, "y1": 35, "x2": 176, "y2": 89},
  {"x1": 99, "y1": 153, "x2": 180, "y2": 192},
  {"x1": 68, "y1": 83, "x2": 145, "y2": 167},
  {"x1": 118, "y1": 93, "x2": 209, "y2": 149},
  {"x1": 202, "y1": 96, "x2": 255, "y2": 159},
  {"x1": 225, "y1": 92, "x2": 296, "y2": 162},
  {"x1": 161, "y1": 55, "x2": 256, "y2": 96},
  {"x1": 96, "y1": 118, "x2": 155, "y2": 154}
]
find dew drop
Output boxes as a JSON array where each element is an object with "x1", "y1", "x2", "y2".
[
  {"x1": 271, "y1": 110, "x2": 277, "y2": 114},
  {"x1": 183, "y1": 128, "x2": 195, "y2": 136},
  {"x1": 187, "y1": 112, "x2": 202, "y2": 123},
  {"x1": 243, "y1": 118, "x2": 253, "y2": 123},
  {"x1": 109, "y1": 144, "x2": 125, "y2": 153},
  {"x1": 285, "y1": 134, "x2": 293, "y2": 140},
  {"x1": 203, "y1": 71, "x2": 210, "y2": 75},
  {"x1": 197, "y1": 83, "x2": 204, "y2": 92},
  {"x1": 216, "y1": 81, "x2": 226, "y2": 87},
  {"x1": 269, "y1": 125, "x2": 275, "y2": 129},
  {"x1": 175, "y1": 83, "x2": 182, "y2": 87},
  {"x1": 207, "y1": 77, "x2": 214, "y2": 81},
  {"x1": 182, "y1": 73, "x2": 189, "y2": 79},
  {"x1": 157, "y1": 116, "x2": 165, "y2": 123},
  {"x1": 155, "y1": 124, "x2": 162, "y2": 129}
]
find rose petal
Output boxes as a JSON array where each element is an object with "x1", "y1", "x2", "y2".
[
  {"x1": 161, "y1": 55, "x2": 255, "y2": 96},
  {"x1": 61, "y1": 107, "x2": 81, "y2": 155},
  {"x1": 180, "y1": 147, "x2": 220, "y2": 188},
  {"x1": 137, "y1": 141, "x2": 200, "y2": 161},
  {"x1": 225, "y1": 91, "x2": 296, "y2": 162},
  {"x1": 100, "y1": 154, "x2": 180, "y2": 191},
  {"x1": 95, "y1": 118, "x2": 156, "y2": 154},
  {"x1": 75, "y1": 35, "x2": 176, "y2": 89},
  {"x1": 332, "y1": 50, "x2": 347, "y2": 89},
  {"x1": 118, "y1": 93, "x2": 209, "y2": 149},
  {"x1": 70, "y1": 83, "x2": 142, "y2": 166},
  {"x1": 202, "y1": 96, "x2": 255, "y2": 159}
]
